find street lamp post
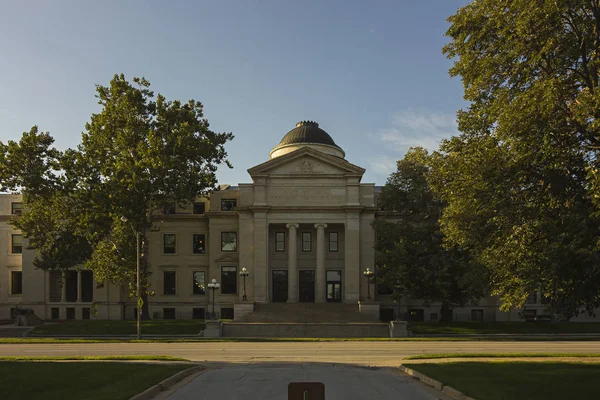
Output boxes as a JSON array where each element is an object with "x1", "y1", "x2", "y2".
[
  {"x1": 363, "y1": 268, "x2": 375, "y2": 301},
  {"x1": 207, "y1": 278, "x2": 220, "y2": 319},
  {"x1": 121, "y1": 216, "x2": 141, "y2": 340},
  {"x1": 239, "y1": 267, "x2": 249, "y2": 301}
]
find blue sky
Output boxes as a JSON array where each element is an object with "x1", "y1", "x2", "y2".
[{"x1": 0, "y1": 0, "x2": 469, "y2": 185}]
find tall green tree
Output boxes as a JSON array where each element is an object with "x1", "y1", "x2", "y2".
[
  {"x1": 1, "y1": 74, "x2": 233, "y2": 317},
  {"x1": 431, "y1": 0, "x2": 600, "y2": 318},
  {"x1": 374, "y1": 148, "x2": 487, "y2": 322}
]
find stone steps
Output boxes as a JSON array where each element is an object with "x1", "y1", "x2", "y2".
[{"x1": 237, "y1": 303, "x2": 378, "y2": 323}]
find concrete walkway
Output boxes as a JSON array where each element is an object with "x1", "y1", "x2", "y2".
[
  {"x1": 154, "y1": 364, "x2": 445, "y2": 400},
  {"x1": 1, "y1": 341, "x2": 599, "y2": 366}
]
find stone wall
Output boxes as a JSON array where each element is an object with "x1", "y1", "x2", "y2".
[{"x1": 222, "y1": 322, "x2": 389, "y2": 338}]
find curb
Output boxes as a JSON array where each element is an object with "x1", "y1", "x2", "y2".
[
  {"x1": 129, "y1": 365, "x2": 205, "y2": 400},
  {"x1": 399, "y1": 364, "x2": 475, "y2": 400}
]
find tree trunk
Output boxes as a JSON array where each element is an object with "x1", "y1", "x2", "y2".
[{"x1": 440, "y1": 301, "x2": 453, "y2": 323}]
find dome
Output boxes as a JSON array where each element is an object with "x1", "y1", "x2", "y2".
[{"x1": 270, "y1": 121, "x2": 345, "y2": 159}]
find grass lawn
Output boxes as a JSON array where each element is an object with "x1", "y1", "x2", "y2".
[
  {"x1": 408, "y1": 321, "x2": 600, "y2": 335},
  {"x1": 0, "y1": 361, "x2": 191, "y2": 400},
  {"x1": 403, "y1": 361, "x2": 600, "y2": 400},
  {"x1": 405, "y1": 352, "x2": 600, "y2": 360},
  {"x1": 30, "y1": 319, "x2": 205, "y2": 335}
]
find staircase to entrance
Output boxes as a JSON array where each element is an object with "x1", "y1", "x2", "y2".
[
  {"x1": 236, "y1": 303, "x2": 379, "y2": 323},
  {"x1": 224, "y1": 303, "x2": 389, "y2": 338}
]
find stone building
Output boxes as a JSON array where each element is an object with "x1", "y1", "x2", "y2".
[{"x1": 1, "y1": 121, "x2": 595, "y2": 322}]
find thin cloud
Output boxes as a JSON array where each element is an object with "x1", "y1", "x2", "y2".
[
  {"x1": 369, "y1": 155, "x2": 397, "y2": 176},
  {"x1": 379, "y1": 110, "x2": 457, "y2": 151}
]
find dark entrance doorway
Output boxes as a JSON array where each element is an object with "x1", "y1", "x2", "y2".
[
  {"x1": 326, "y1": 270, "x2": 342, "y2": 302},
  {"x1": 272, "y1": 270, "x2": 288, "y2": 302},
  {"x1": 299, "y1": 270, "x2": 315, "y2": 302}
]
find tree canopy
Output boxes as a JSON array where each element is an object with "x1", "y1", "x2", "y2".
[
  {"x1": 0, "y1": 74, "x2": 233, "y2": 309},
  {"x1": 373, "y1": 148, "x2": 487, "y2": 321},
  {"x1": 428, "y1": 0, "x2": 600, "y2": 318}
]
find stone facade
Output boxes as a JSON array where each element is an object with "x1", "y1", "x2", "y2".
[{"x1": 1, "y1": 121, "x2": 598, "y2": 322}]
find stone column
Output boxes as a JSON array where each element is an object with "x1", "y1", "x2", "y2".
[
  {"x1": 286, "y1": 224, "x2": 299, "y2": 303},
  {"x1": 315, "y1": 223, "x2": 327, "y2": 303},
  {"x1": 253, "y1": 211, "x2": 268, "y2": 303},
  {"x1": 345, "y1": 212, "x2": 360, "y2": 303},
  {"x1": 77, "y1": 270, "x2": 82, "y2": 302},
  {"x1": 61, "y1": 272, "x2": 67, "y2": 303}
]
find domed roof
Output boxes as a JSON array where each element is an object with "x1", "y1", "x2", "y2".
[{"x1": 278, "y1": 121, "x2": 341, "y2": 149}]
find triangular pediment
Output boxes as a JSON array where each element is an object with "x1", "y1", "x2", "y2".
[
  {"x1": 214, "y1": 254, "x2": 239, "y2": 263},
  {"x1": 247, "y1": 147, "x2": 365, "y2": 178}
]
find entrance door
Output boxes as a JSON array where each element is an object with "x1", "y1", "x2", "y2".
[
  {"x1": 326, "y1": 270, "x2": 342, "y2": 302},
  {"x1": 298, "y1": 270, "x2": 315, "y2": 302},
  {"x1": 272, "y1": 270, "x2": 288, "y2": 302}
]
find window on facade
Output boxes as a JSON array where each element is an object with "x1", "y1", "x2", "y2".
[
  {"x1": 11, "y1": 202, "x2": 23, "y2": 215},
  {"x1": 163, "y1": 271, "x2": 176, "y2": 295},
  {"x1": 11, "y1": 271, "x2": 22, "y2": 295},
  {"x1": 193, "y1": 271, "x2": 206, "y2": 295},
  {"x1": 430, "y1": 313, "x2": 438, "y2": 322},
  {"x1": 221, "y1": 199, "x2": 237, "y2": 211},
  {"x1": 11, "y1": 234, "x2": 22, "y2": 254},
  {"x1": 220, "y1": 307, "x2": 234, "y2": 319},
  {"x1": 81, "y1": 270, "x2": 94, "y2": 302},
  {"x1": 193, "y1": 308, "x2": 205, "y2": 319},
  {"x1": 193, "y1": 202, "x2": 206, "y2": 214},
  {"x1": 276, "y1": 232, "x2": 285, "y2": 252},
  {"x1": 163, "y1": 308, "x2": 176, "y2": 319},
  {"x1": 302, "y1": 232, "x2": 312, "y2": 252},
  {"x1": 526, "y1": 292, "x2": 537, "y2": 304},
  {"x1": 65, "y1": 270, "x2": 78, "y2": 302},
  {"x1": 471, "y1": 309, "x2": 484, "y2": 321},
  {"x1": 329, "y1": 232, "x2": 338, "y2": 252},
  {"x1": 66, "y1": 308, "x2": 76, "y2": 320},
  {"x1": 221, "y1": 232, "x2": 237, "y2": 252},
  {"x1": 51, "y1": 307, "x2": 59, "y2": 320},
  {"x1": 163, "y1": 202, "x2": 176, "y2": 214},
  {"x1": 221, "y1": 266, "x2": 237, "y2": 294},
  {"x1": 49, "y1": 271, "x2": 62, "y2": 302},
  {"x1": 163, "y1": 234, "x2": 176, "y2": 254},
  {"x1": 82, "y1": 308, "x2": 91, "y2": 320},
  {"x1": 193, "y1": 234, "x2": 206, "y2": 254}
]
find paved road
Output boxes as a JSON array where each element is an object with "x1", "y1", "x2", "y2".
[
  {"x1": 155, "y1": 364, "x2": 442, "y2": 400},
  {"x1": 1, "y1": 341, "x2": 598, "y2": 366}
]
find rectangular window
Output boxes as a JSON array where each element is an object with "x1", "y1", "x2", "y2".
[
  {"x1": 163, "y1": 202, "x2": 176, "y2": 214},
  {"x1": 192, "y1": 234, "x2": 206, "y2": 254},
  {"x1": 276, "y1": 232, "x2": 285, "y2": 252},
  {"x1": 193, "y1": 271, "x2": 206, "y2": 295},
  {"x1": 163, "y1": 271, "x2": 176, "y2": 295},
  {"x1": 221, "y1": 232, "x2": 237, "y2": 252},
  {"x1": 221, "y1": 199, "x2": 237, "y2": 211},
  {"x1": 430, "y1": 313, "x2": 438, "y2": 322},
  {"x1": 163, "y1": 234, "x2": 176, "y2": 254},
  {"x1": 302, "y1": 232, "x2": 312, "y2": 252},
  {"x1": 11, "y1": 271, "x2": 22, "y2": 295},
  {"x1": 81, "y1": 270, "x2": 94, "y2": 302},
  {"x1": 82, "y1": 308, "x2": 91, "y2": 320},
  {"x1": 471, "y1": 309, "x2": 484, "y2": 321},
  {"x1": 11, "y1": 202, "x2": 23, "y2": 215},
  {"x1": 51, "y1": 307, "x2": 59, "y2": 320},
  {"x1": 66, "y1": 308, "x2": 76, "y2": 320},
  {"x1": 11, "y1": 234, "x2": 22, "y2": 254},
  {"x1": 221, "y1": 266, "x2": 237, "y2": 294},
  {"x1": 193, "y1": 308, "x2": 205, "y2": 319},
  {"x1": 193, "y1": 202, "x2": 206, "y2": 214},
  {"x1": 49, "y1": 271, "x2": 62, "y2": 302},
  {"x1": 65, "y1": 270, "x2": 78, "y2": 302},
  {"x1": 328, "y1": 232, "x2": 338, "y2": 252},
  {"x1": 220, "y1": 307, "x2": 234, "y2": 319},
  {"x1": 163, "y1": 308, "x2": 176, "y2": 319}
]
